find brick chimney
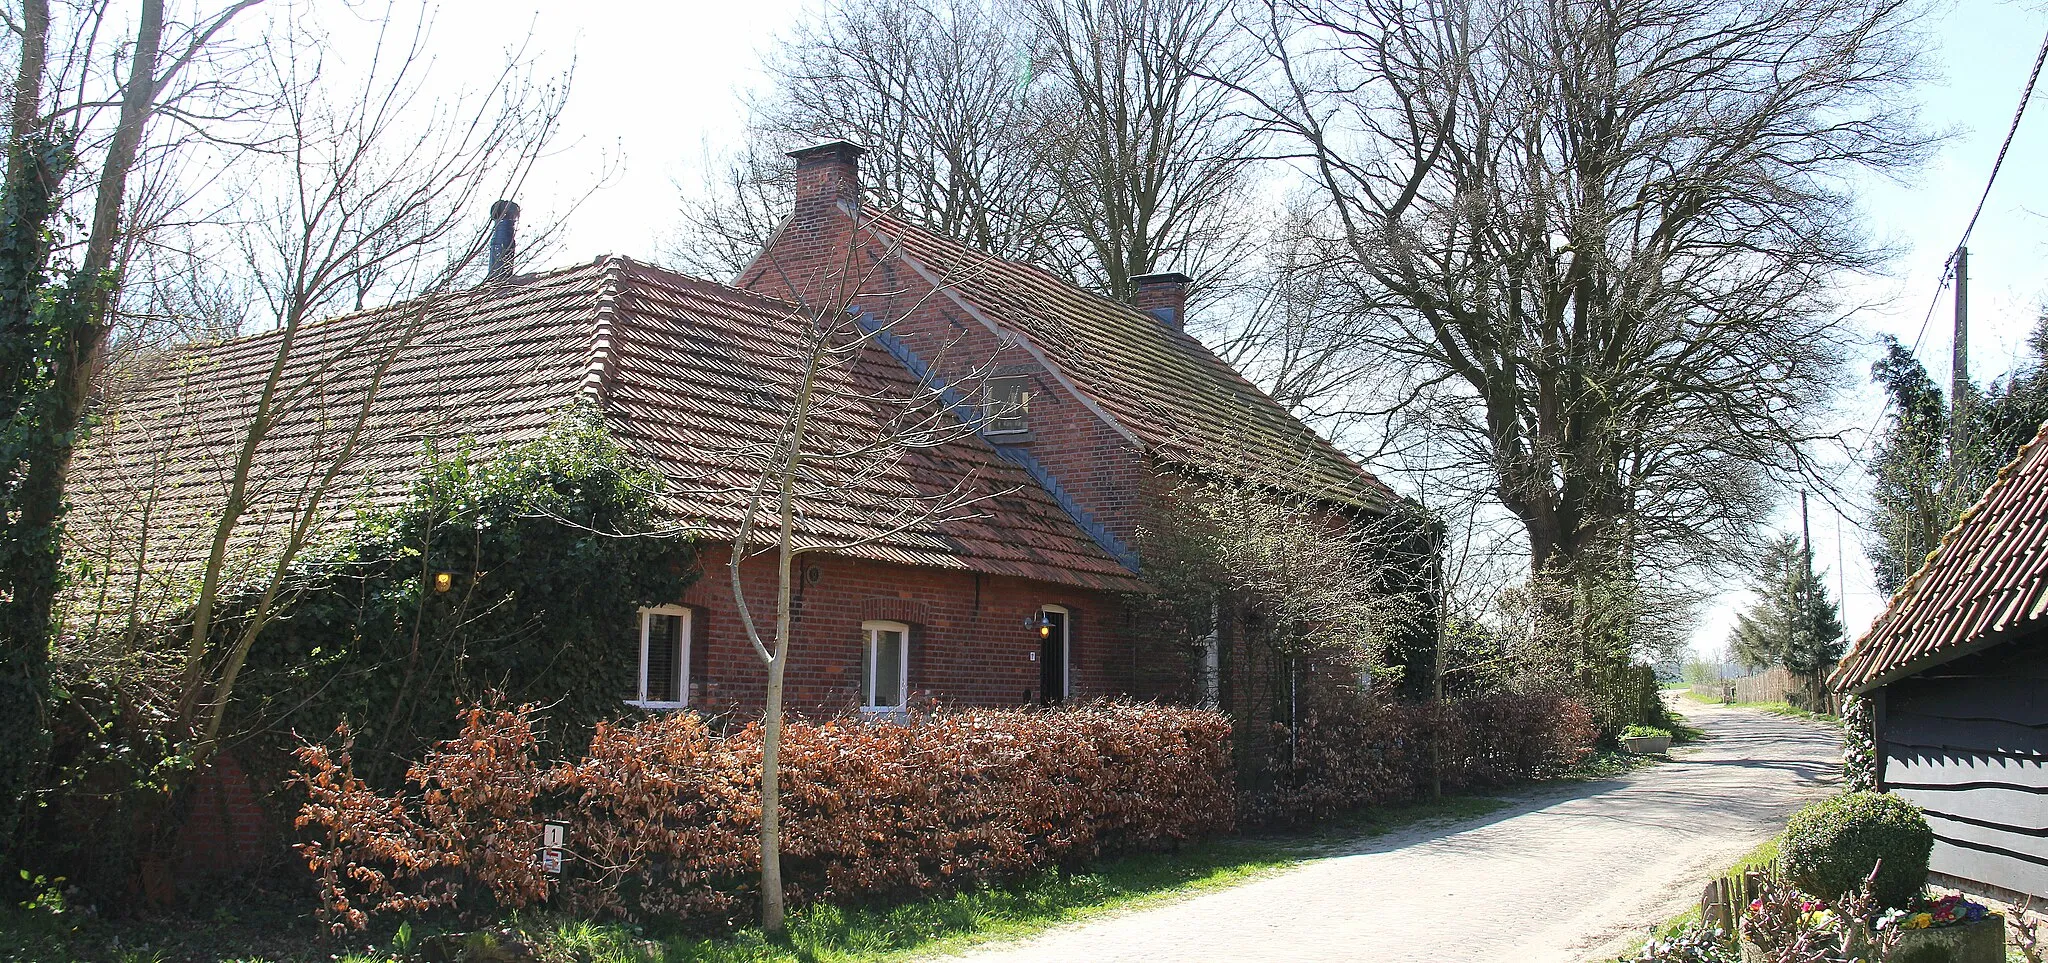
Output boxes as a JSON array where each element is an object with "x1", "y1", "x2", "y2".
[
  {"x1": 1131, "y1": 272, "x2": 1192, "y2": 331},
  {"x1": 787, "y1": 140, "x2": 866, "y2": 217}
]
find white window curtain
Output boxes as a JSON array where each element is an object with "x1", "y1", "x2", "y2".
[{"x1": 863, "y1": 621, "x2": 909, "y2": 711}]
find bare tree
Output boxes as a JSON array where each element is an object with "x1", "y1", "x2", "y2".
[
  {"x1": 1224, "y1": 0, "x2": 1931, "y2": 654},
  {"x1": 1024, "y1": 0, "x2": 1259, "y2": 300},
  {"x1": 672, "y1": 0, "x2": 1260, "y2": 305},
  {"x1": 671, "y1": 0, "x2": 1051, "y2": 280},
  {"x1": 0, "y1": 0, "x2": 264, "y2": 876},
  {"x1": 688, "y1": 226, "x2": 1011, "y2": 933},
  {"x1": 161, "y1": 5, "x2": 569, "y2": 778}
]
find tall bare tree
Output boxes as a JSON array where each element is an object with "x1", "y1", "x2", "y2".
[
  {"x1": 0, "y1": 0, "x2": 263, "y2": 876},
  {"x1": 1025, "y1": 0, "x2": 1258, "y2": 300},
  {"x1": 1224, "y1": 0, "x2": 1931, "y2": 658},
  {"x1": 672, "y1": 0, "x2": 1259, "y2": 305},
  {"x1": 165, "y1": 5, "x2": 569, "y2": 779}
]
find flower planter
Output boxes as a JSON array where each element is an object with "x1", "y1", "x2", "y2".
[
  {"x1": 1621, "y1": 734, "x2": 1671, "y2": 754},
  {"x1": 1739, "y1": 915, "x2": 2005, "y2": 963},
  {"x1": 1888, "y1": 914, "x2": 2006, "y2": 963}
]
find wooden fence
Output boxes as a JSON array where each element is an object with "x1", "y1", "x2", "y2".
[{"x1": 1689, "y1": 666, "x2": 1837, "y2": 714}]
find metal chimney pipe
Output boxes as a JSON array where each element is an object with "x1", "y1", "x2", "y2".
[{"x1": 487, "y1": 200, "x2": 520, "y2": 280}]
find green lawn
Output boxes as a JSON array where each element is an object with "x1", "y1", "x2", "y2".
[{"x1": 2, "y1": 796, "x2": 1507, "y2": 963}]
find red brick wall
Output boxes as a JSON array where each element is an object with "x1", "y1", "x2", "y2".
[
  {"x1": 176, "y1": 753, "x2": 266, "y2": 878},
  {"x1": 740, "y1": 205, "x2": 1155, "y2": 549},
  {"x1": 669, "y1": 544, "x2": 1191, "y2": 715}
]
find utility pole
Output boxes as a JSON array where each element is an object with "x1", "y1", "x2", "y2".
[
  {"x1": 1952, "y1": 245, "x2": 1971, "y2": 460},
  {"x1": 1800, "y1": 490, "x2": 1813, "y2": 578}
]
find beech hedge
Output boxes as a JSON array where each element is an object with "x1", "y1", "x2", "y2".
[
  {"x1": 1247, "y1": 691, "x2": 1598, "y2": 826},
  {"x1": 294, "y1": 701, "x2": 1235, "y2": 930}
]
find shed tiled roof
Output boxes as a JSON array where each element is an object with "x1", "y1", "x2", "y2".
[
  {"x1": 853, "y1": 212, "x2": 1397, "y2": 510},
  {"x1": 1833, "y1": 419, "x2": 2048, "y2": 693},
  {"x1": 63, "y1": 257, "x2": 1145, "y2": 624}
]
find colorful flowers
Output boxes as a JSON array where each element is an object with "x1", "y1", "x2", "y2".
[{"x1": 1875, "y1": 894, "x2": 1992, "y2": 932}]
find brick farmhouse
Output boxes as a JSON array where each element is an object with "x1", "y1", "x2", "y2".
[{"x1": 67, "y1": 141, "x2": 1411, "y2": 732}]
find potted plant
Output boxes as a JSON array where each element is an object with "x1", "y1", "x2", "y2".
[{"x1": 1621, "y1": 725, "x2": 1673, "y2": 754}]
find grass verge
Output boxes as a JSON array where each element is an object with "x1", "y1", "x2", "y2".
[
  {"x1": 0, "y1": 796, "x2": 1508, "y2": 963},
  {"x1": 1613, "y1": 835, "x2": 1783, "y2": 959}
]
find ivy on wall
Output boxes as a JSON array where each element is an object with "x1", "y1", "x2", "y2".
[{"x1": 234, "y1": 405, "x2": 696, "y2": 783}]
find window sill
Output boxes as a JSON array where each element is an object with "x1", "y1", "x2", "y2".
[
  {"x1": 982, "y1": 427, "x2": 1033, "y2": 442},
  {"x1": 860, "y1": 705, "x2": 908, "y2": 719},
  {"x1": 625, "y1": 700, "x2": 688, "y2": 711}
]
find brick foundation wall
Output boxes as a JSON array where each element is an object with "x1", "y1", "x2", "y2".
[{"x1": 177, "y1": 753, "x2": 267, "y2": 878}]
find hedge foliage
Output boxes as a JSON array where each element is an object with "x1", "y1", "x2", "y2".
[
  {"x1": 294, "y1": 701, "x2": 1235, "y2": 930},
  {"x1": 1780, "y1": 791, "x2": 1932, "y2": 909},
  {"x1": 1248, "y1": 691, "x2": 1598, "y2": 825}
]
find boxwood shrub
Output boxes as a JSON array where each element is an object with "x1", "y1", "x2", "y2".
[{"x1": 1779, "y1": 791, "x2": 1932, "y2": 908}]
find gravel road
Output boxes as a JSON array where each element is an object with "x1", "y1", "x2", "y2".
[{"x1": 927, "y1": 700, "x2": 1841, "y2": 963}]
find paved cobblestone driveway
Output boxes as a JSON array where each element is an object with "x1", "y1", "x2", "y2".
[{"x1": 929, "y1": 701, "x2": 1841, "y2": 963}]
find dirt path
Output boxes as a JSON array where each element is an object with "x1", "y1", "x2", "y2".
[{"x1": 927, "y1": 700, "x2": 1841, "y2": 963}]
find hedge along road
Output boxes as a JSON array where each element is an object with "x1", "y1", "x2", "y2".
[{"x1": 926, "y1": 700, "x2": 1842, "y2": 963}]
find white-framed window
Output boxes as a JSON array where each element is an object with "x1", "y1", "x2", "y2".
[
  {"x1": 983, "y1": 375, "x2": 1031, "y2": 434},
  {"x1": 1039, "y1": 604, "x2": 1070, "y2": 704},
  {"x1": 629, "y1": 605, "x2": 690, "y2": 709},
  {"x1": 862, "y1": 620, "x2": 910, "y2": 712}
]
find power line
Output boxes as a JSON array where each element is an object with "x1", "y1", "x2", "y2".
[{"x1": 1861, "y1": 25, "x2": 2048, "y2": 452}]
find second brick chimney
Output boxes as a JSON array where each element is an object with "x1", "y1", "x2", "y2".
[
  {"x1": 1131, "y1": 272, "x2": 1192, "y2": 331},
  {"x1": 788, "y1": 140, "x2": 866, "y2": 218}
]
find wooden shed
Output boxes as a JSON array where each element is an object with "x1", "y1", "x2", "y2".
[{"x1": 1833, "y1": 425, "x2": 2048, "y2": 901}]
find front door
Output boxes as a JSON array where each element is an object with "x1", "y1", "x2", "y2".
[{"x1": 1039, "y1": 607, "x2": 1068, "y2": 704}]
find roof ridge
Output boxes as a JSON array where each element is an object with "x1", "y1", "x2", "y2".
[{"x1": 582, "y1": 255, "x2": 627, "y2": 403}]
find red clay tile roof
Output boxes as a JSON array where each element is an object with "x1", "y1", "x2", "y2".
[
  {"x1": 1833, "y1": 419, "x2": 2048, "y2": 693},
  {"x1": 852, "y1": 211, "x2": 1398, "y2": 510},
  {"x1": 63, "y1": 256, "x2": 1145, "y2": 627}
]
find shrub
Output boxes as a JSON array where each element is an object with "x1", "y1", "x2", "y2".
[
  {"x1": 1779, "y1": 792, "x2": 1932, "y2": 909},
  {"x1": 1246, "y1": 691, "x2": 1597, "y2": 825},
  {"x1": 295, "y1": 700, "x2": 1235, "y2": 929},
  {"x1": 1839, "y1": 697, "x2": 1877, "y2": 793},
  {"x1": 1738, "y1": 867, "x2": 1901, "y2": 962},
  {"x1": 1622, "y1": 725, "x2": 1674, "y2": 740}
]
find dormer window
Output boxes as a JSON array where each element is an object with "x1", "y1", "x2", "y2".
[{"x1": 983, "y1": 375, "x2": 1031, "y2": 434}]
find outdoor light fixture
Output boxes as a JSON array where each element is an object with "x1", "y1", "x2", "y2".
[
  {"x1": 432, "y1": 572, "x2": 454, "y2": 594},
  {"x1": 1033, "y1": 611, "x2": 1052, "y2": 639}
]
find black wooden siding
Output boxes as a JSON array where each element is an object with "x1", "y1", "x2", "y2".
[{"x1": 1880, "y1": 637, "x2": 2048, "y2": 898}]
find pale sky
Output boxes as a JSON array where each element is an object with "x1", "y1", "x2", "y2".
[{"x1": 413, "y1": 0, "x2": 2048, "y2": 656}]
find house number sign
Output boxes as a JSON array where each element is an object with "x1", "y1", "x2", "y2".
[{"x1": 541, "y1": 820, "x2": 568, "y2": 875}]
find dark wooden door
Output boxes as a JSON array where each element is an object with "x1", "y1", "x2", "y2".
[{"x1": 1039, "y1": 609, "x2": 1068, "y2": 704}]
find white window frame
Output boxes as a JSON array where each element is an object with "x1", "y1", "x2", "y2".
[
  {"x1": 862, "y1": 620, "x2": 911, "y2": 712},
  {"x1": 629, "y1": 605, "x2": 691, "y2": 709},
  {"x1": 1040, "y1": 604, "x2": 1071, "y2": 703},
  {"x1": 982, "y1": 375, "x2": 1032, "y2": 434}
]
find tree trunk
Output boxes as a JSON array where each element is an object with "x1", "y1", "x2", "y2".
[{"x1": 0, "y1": 0, "x2": 53, "y2": 881}]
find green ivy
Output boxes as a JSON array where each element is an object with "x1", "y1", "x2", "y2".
[
  {"x1": 233, "y1": 406, "x2": 696, "y2": 785},
  {"x1": 0, "y1": 130, "x2": 79, "y2": 875}
]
